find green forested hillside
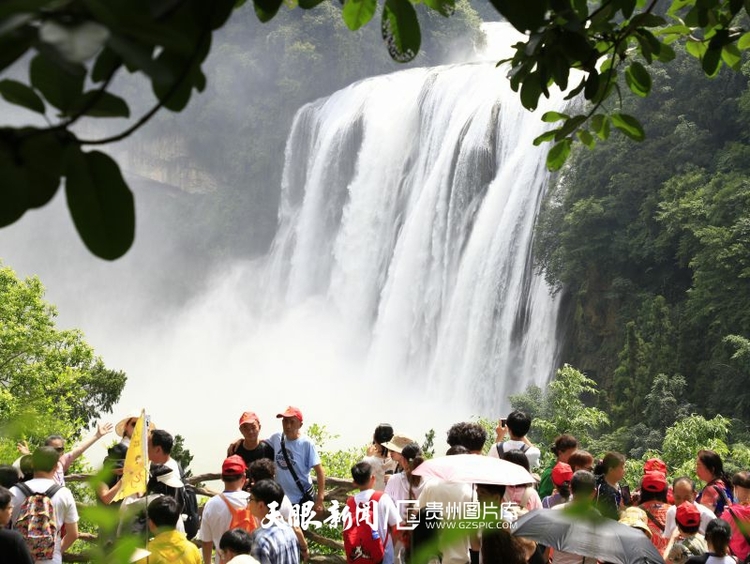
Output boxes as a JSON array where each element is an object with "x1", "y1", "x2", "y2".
[{"x1": 535, "y1": 46, "x2": 750, "y2": 452}]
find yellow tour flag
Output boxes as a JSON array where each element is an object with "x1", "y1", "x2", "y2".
[{"x1": 114, "y1": 410, "x2": 149, "y2": 501}]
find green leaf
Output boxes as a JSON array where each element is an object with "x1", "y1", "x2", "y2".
[
  {"x1": 620, "y1": 0, "x2": 637, "y2": 18},
  {"x1": 29, "y1": 52, "x2": 85, "y2": 112},
  {"x1": 82, "y1": 0, "x2": 193, "y2": 54},
  {"x1": 0, "y1": 25, "x2": 35, "y2": 73},
  {"x1": 739, "y1": 31, "x2": 750, "y2": 50},
  {"x1": 0, "y1": 142, "x2": 28, "y2": 226},
  {"x1": 342, "y1": 0, "x2": 378, "y2": 31},
  {"x1": 701, "y1": 46, "x2": 722, "y2": 76},
  {"x1": 298, "y1": 0, "x2": 326, "y2": 7},
  {"x1": 657, "y1": 24, "x2": 692, "y2": 37},
  {"x1": 591, "y1": 114, "x2": 610, "y2": 140},
  {"x1": 519, "y1": 71, "x2": 542, "y2": 110},
  {"x1": 656, "y1": 43, "x2": 676, "y2": 62},
  {"x1": 546, "y1": 139, "x2": 571, "y2": 171},
  {"x1": 0, "y1": 0, "x2": 63, "y2": 20},
  {"x1": 0, "y1": 79, "x2": 45, "y2": 114},
  {"x1": 151, "y1": 36, "x2": 211, "y2": 112},
  {"x1": 253, "y1": 0, "x2": 284, "y2": 22},
  {"x1": 559, "y1": 30, "x2": 595, "y2": 64},
  {"x1": 721, "y1": 43, "x2": 741, "y2": 71},
  {"x1": 685, "y1": 40, "x2": 706, "y2": 59},
  {"x1": 577, "y1": 129, "x2": 595, "y2": 149},
  {"x1": 488, "y1": 0, "x2": 548, "y2": 32},
  {"x1": 65, "y1": 91, "x2": 130, "y2": 118},
  {"x1": 381, "y1": 0, "x2": 421, "y2": 63},
  {"x1": 107, "y1": 35, "x2": 170, "y2": 82},
  {"x1": 91, "y1": 47, "x2": 122, "y2": 83},
  {"x1": 533, "y1": 129, "x2": 558, "y2": 146},
  {"x1": 424, "y1": 0, "x2": 455, "y2": 17},
  {"x1": 625, "y1": 61, "x2": 651, "y2": 97},
  {"x1": 629, "y1": 12, "x2": 666, "y2": 27},
  {"x1": 542, "y1": 111, "x2": 569, "y2": 123},
  {"x1": 555, "y1": 115, "x2": 586, "y2": 140},
  {"x1": 19, "y1": 130, "x2": 65, "y2": 208},
  {"x1": 64, "y1": 148, "x2": 135, "y2": 260},
  {"x1": 611, "y1": 113, "x2": 645, "y2": 141},
  {"x1": 584, "y1": 70, "x2": 600, "y2": 101}
]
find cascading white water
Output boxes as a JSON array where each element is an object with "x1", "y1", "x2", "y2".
[{"x1": 261, "y1": 26, "x2": 566, "y2": 414}]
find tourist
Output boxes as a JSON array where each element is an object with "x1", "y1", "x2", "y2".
[{"x1": 488, "y1": 411, "x2": 541, "y2": 468}]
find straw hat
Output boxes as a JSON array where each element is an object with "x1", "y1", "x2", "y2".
[
  {"x1": 618, "y1": 507, "x2": 652, "y2": 539},
  {"x1": 115, "y1": 411, "x2": 156, "y2": 437},
  {"x1": 381, "y1": 434, "x2": 415, "y2": 454}
]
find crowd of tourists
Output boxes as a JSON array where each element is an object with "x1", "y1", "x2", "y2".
[{"x1": 2, "y1": 407, "x2": 750, "y2": 564}]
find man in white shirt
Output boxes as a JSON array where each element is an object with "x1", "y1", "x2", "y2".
[
  {"x1": 10, "y1": 447, "x2": 79, "y2": 564},
  {"x1": 199, "y1": 455, "x2": 252, "y2": 564},
  {"x1": 663, "y1": 476, "x2": 716, "y2": 538},
  {"x1": 487, "y1": 410, "x2": 541, "y2": 468}
]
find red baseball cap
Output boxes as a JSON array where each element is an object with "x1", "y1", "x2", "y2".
[
  {"x1": 643, "y1": 458, "x2": 667, "y2": 475},
  {"x1": 239, "y1": 411, "x2": 259, "y2": 427},
  {"x1": 552, "y1": 462, "x2": 574, "y2": 487},
  {"x1": 676, "y1": 501, "x2": 701, "y2": 528},
  {"x1": 277, "y1": 406, "x2": 303, "y2": 422},
  {"x1": 641, "y1": 471, "x2": 668, "y2": 493},
  {"x1": 222, "y1": 455, "x2": 247, "y2": 476}
]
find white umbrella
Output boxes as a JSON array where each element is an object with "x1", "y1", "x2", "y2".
[{"x1": 411, "y1": 454, "x2": 535, "y2": 485}]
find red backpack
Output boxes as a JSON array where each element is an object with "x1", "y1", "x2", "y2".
[
  {"x1": 219, "y1": 493, "x2": 257, "y2": 533},
  {"x1": 343, "y1": 491, "x2": 388, "y2": 564}
]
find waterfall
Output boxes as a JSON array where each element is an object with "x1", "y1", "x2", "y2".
[{"x1": 260, "y1": 37, "x2": 565, "y2": 415}]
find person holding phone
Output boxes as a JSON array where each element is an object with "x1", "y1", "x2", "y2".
[
  {"x1": 362, "y1": 424, "x2": 398, "y2": 491},
  {"x1": 487, "y1": 410, "x2": 541, "y2": 469}
]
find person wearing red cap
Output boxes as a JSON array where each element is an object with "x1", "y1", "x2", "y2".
[
  {"x1": 541, "y1": 462, "x2": 573, "y2": 509},
  {"x1": 267, "y1": 406, "x2": 325, "y2": 513},
  {"x1": 665, "y1": 502, "x2": 708, "y2": 564},
  {"x1": 638, "y1": 471, "x2": 670, "y2": 552},
  {"x1": 227, "y1": 412, "x2": 275, "y2": 471},
  {"x1": 664, "y1": 477, "x2": 716, "y2": 539},
  {"x1": 198, "y1": 455, "x2": 252, "y2": 564}
]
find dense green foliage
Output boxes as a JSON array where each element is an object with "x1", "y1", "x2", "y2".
[
  {"x1": 534, "y1": 45, "x2": 750, "y2": 453},
  {"x1": 509, "y1": 365, "x2": 750, "y2": 488},
  {"x1": 0, "y1": 264, "x2": 126, "y2": 461}
]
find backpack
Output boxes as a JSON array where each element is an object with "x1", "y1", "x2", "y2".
[
  {"x1": 343, "y1": 491, "x2": 387, "y2": 564},
  {"x1": 177, "y1": 483, "x2": 200, "y2": 540},
  {"x1": 712, "y1": 483, "x2": 734, "y2": 518},
  {"x1": 219, "y1": 493, "x2": 257, "y2": 533},
  {"x1": 14, "y1": 482, "x2": 62, "y2": 561},
  {"x1": 496, "y1": 442, "x2": 530, "y2": 457}
]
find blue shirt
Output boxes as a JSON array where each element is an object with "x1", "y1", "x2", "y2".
[{"x1": 266, "y1": 433, "x2": 321, "y2": 504}]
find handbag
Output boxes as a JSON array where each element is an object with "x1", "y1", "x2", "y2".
[{"x1": 280, "y1": 434, "x2": 316, "y2": 504}]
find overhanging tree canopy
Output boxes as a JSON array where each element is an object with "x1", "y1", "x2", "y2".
[{"x1": 1, "y1": 0, "x2": 748, "y2": 259}]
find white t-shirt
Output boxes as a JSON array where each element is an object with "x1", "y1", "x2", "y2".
[
  {"x1": 487, "y1": 440, "x2": 541, "y2": 469},
  {"x1": 198, "y1": 490, "x2": 251, "y2": 564},
  {"x1": 11, "y1": 478, "x2": 79, "y2": 564},
  {"x1": 384, "y1": 472, "x2": 424, "y2": 520},
  {"x1": 418, "y1": 479, "x2": 475, "y2": 564},
  {"x1": 663, "y1": 501, "x2": 716, "y2": 538},
  {"x1": 352, "y1": 489, "x2": 400, "y2": 564},
  {"x1": 362, "y1": 455, "x2": 398, "y2": 491}
]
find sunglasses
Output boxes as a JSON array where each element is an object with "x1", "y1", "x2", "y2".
[{"x1": 54, "y1": 447, "x2": 65, "y2": 453}]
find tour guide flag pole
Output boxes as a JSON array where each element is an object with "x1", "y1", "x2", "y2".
[{"x1": 113, "y1": 409, "x2": 149, "y2": 502}]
